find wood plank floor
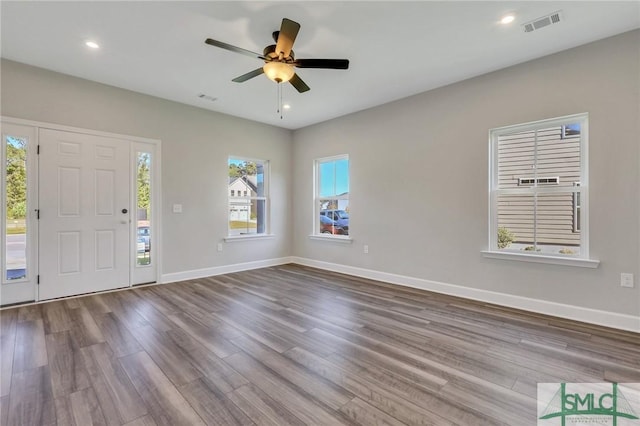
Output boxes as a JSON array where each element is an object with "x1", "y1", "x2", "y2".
[{"x1": 1, "y1": 264, "x2": 639, "y2": 425}]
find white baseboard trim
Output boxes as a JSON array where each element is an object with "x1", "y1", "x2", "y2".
[
  {"x1": 161, "y1": 257, "x2": 294, "y2": 284},
  {"x1": 290, "y1": 257, "x2": 640, "y2": 333}
]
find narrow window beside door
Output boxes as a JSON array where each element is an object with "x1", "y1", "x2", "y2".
[
  {"x1": 136, "y1": 152, "x2": 152, "y2": 266},
  {"x1": 4, "y1": 135, "x2": 28, "y2": 281}
]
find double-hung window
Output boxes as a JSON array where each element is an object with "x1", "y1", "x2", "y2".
[
  {"x1": 314, "y1": 155, "x2": 349, "y2": 237},
  {"x1": 487, "y1": 113, "x2": 597, "y2": 266},
  {"x1": 228, "y1": 157, "x2": 268, "y2": 236}
]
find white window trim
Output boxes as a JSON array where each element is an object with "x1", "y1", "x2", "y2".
[
  {"x1": 481, "y1": 250, "x2": 599, "y2": 268},
  {"x1": 308, "y1": 234, "x2": 353, "y2": 243},
  {"x1": 486, "y1": 113, "x2": 599, "y2": 267},
  {"x1": 313, "y1": 154, "x2": 350, "y2": 238},
  {"x1": 225, "y1": 234, "x2": 275, "y2": 242},
  {"x1": 227, "y1": 156, "x2": 270, "y2": 238}
]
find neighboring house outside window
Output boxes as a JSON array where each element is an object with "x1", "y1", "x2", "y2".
[
  {"x1": 314, "y1": 155, "x2": 349, "y2": 237},
  {"x1": 228, "y1": 157, "x2": 268, "y2": 236},
  {"x1": 488, "y1": 113, "x2": 589, "y2": 259}
]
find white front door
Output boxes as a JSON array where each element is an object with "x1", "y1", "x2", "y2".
[{"x1": 39, "y1": 129, "x2": 131, "y2": 300}]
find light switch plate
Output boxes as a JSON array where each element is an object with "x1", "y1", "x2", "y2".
[
  {"x1": 173, "y1": 204, "x2": 182, "y2": 213},
  {"x1": 621, "y1": 273, "x2": 634, "y2": 288}
]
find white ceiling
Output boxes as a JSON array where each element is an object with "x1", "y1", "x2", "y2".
[{"x1": 2, "y1": 1, "x2": 639, "y2": 130}]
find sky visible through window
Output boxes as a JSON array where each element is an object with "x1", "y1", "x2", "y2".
[{"x1": 319, "y1": 158, "x2": 349, "y2": 197}]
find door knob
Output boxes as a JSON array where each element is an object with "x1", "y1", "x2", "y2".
[{"x1": 121, "y1": 208, "x2": 128, "y2": 214}]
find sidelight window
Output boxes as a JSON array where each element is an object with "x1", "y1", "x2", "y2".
[{"x1": 4, "y1": 134, "x2": 28, "y2": 281}]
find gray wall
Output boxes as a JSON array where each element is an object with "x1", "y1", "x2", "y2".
[
  {"x1": 2, "y1": 30, "x2": 638, "y2": 319},
  {"x1": 1, "y1": 59, "x2": 293, "y2": 276},
  {"x1": 292, "y1": 30, "x2": 640, "y2": 317}
]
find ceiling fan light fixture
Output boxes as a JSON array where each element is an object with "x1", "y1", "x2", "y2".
[{"x1": 263, "y1": 61, "x2": 295, "y2": 83}]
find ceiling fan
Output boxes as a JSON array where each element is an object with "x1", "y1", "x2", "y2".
[{"x1": 205, "y1": 18, "x2": 349, "y2": 93}]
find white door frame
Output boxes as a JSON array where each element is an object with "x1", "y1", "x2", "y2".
[{"x1": 1, "y1": 116, "x2": 162, "y2": 304}]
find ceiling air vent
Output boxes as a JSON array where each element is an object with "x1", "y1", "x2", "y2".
[{"x1": 523, "y1": 11, "x2": 563, "y2": 33}]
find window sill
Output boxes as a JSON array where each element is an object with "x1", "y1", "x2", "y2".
[
  {"x1": 224, "y1": 234, "x2": 275, "y2": 243},
  {"x1": 481, "y1": 250, "x2": 600, "y2": 268},
  {"x1": 308, "y1": 234, "x2": 353, "y2": 244}
]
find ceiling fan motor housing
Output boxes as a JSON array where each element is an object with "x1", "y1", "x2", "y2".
[
  {"x1": 263, "y1": 45, "x2": 294, "y2": 62},
  {"x1": 205, "y1": 17, "x2": 348, "y2": 93}
]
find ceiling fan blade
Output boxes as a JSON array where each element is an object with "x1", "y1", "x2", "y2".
[
  {"x1": 289, "y1": 73, "x2": 310, "y2": 93},
  {"x1": 294, "y1": 59, "x2": 349, "y2": 69},
  {"x1": 275, "y1": 18, "x2": 300, "y2": 58},
  {"x1": 232, "y1": 68, "x2": 265, "y2": 83},
  {"x1": 205, "y1": 38, "x2": 264, "y2": 60}
]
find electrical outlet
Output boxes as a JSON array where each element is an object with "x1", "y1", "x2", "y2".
[
  {"x1": 620, "y1": 273, "x2": 634, "y2": 288},
  {"x1": 173, "y1": 204, "x2": 182, "y2": 213},
  {"x1": 217, "y1": 243, "x2": 223, "y2": 252},
  {"x1": 363, "y1": 245, "x2": 369, "y2": 254}
]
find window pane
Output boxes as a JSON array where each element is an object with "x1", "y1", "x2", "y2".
[
  {"x1": 255, "y1": 162, "x2": 265, "y2": 198},
  {"x1": 491, "y1": 115, "x2": 587, "y2": 258},
  {"x1": 229, "y1": 159, "x2": 265, "y2": 197},
  {"x1": 319, "y1": 158, "x2": 349, "y2": 197},
  {"x1": 136, "y1": 152, "x2": 151, "y2": 266},
  {"x1": 335, "y1": 158, "x2": 349, "y2": 195},
  {"x1": 537, "y1": 126, "x2": 581, "y2": 188},
  {"x1": 229, "y1": 199, "x2": 265, "y2": 236},
  {"x1": 319, "y1": 161, "x2": 336, "y2": 197},
  {"x1": 5, "y1": 135, "x2": 27, "y2": 280},
  {"x1": 498, "y1": 126, "x2": 581, "y2": 189},
  {"x1": 563, "y1": 123, "x2": 581, "y2": 137},
  {"x1": 497, "y1": 194, "x2": 534, "y2": 251},
  {"x1": 497, "y1": 192, "x2": 580, "y2": 255},
  {"x1": 498, "y1": 130, "x2": 535, "y2": 189},
  {"x1": 536, "y1": 192, "x2": 580, "y2": 256},
  {"x1": 319, "y1": 199, "x2": 349, "y2": 236},
  {"x1": 316, "y1": 156, "x2": 349, "y2": 237},
  {"x1": 228, "y1": 157, "x2": 268, "y2": 236}
]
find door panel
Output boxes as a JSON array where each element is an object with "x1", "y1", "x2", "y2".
[
  {"x1": 39, "y1": 129, "x2": 130, "y2": 300},
  {"x1": 58, "y1": 231, "x2": 80, "y2": 274},
  {"x1": 59, "y1": 167, "x2": 81, "y2": 215}
]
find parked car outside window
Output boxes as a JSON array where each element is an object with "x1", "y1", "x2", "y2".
[
  {"x1": 319, "y1": 215, "x2": 348, "y2": 235},
  {"x1": 320, "y1": 209, "x2": 349, "y2": 227},
  {"x1": 137, "y1": 226, "x2": 150, "y2": 252}
]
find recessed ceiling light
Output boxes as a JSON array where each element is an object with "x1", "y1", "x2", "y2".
[
  {"x1": 85, "y1": 41, "x2": 100, "y2": 49},
  {"x1": 283, "y1": 104, "x2": 291, "y2": 110},
  {"x1": 500, "y1": 15, "x2": 515, "y2": 25}
]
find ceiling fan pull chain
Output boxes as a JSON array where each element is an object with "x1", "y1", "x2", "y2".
[{"x1": 278, "y1": 82, "x2": 284, "y2": 120}]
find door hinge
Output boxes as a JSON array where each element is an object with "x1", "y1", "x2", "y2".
[
  {"x1": 35, "y1": 209, "x2": 40, "y2": 220},
  {"x1": 37, "y1": 275, "x2": 40, "y2": 285},
  {"x1": 37, "y1": 145, "x2": 40, "y2": 155}
]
